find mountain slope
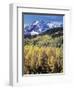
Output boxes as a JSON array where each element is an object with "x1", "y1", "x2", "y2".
[{"x1": 24, "y1": 20, "x2": 63, "y2": 37}]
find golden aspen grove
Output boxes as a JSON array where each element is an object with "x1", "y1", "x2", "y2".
[{"x1": 24, "y1": 34, "x2": 63, "y2": 74}]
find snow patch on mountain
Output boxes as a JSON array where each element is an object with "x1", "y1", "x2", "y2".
[
  {"x1": 31, "y1": 31, "x2": 39, "y2": 35},
  {"x1": 47, "y1": 21, "x2": 62, "y2": 29},
  {"x1": 32, "y1": 20, "x2": 39, "y2": 25}
]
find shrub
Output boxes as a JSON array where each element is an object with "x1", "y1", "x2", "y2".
[{"x1": 24, "y1": 35, "x2": 63, "y2": 47}]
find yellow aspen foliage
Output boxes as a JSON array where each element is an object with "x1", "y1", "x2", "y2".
[{"x1": 24, "y1": 45, "x2": 63, "y2": 74}]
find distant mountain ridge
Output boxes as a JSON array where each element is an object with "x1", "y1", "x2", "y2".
[{"x1": 24, "y1": 20, "x2": 63, "y2": 37}]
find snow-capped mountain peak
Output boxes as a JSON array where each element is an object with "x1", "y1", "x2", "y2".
[
  {"x1": 24, "y1": 20, "x2": 63, "y2": 36},
  {"x1": 32, "y1": 20, "x2": 39, "y2": 25},
  {"x1": 47, "y1": 21, "x2": 62, "y2": 29}
]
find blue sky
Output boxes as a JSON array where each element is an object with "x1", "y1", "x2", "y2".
[{"x1": 23, "y1": 14, "x2": 63, "y2": 26}]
